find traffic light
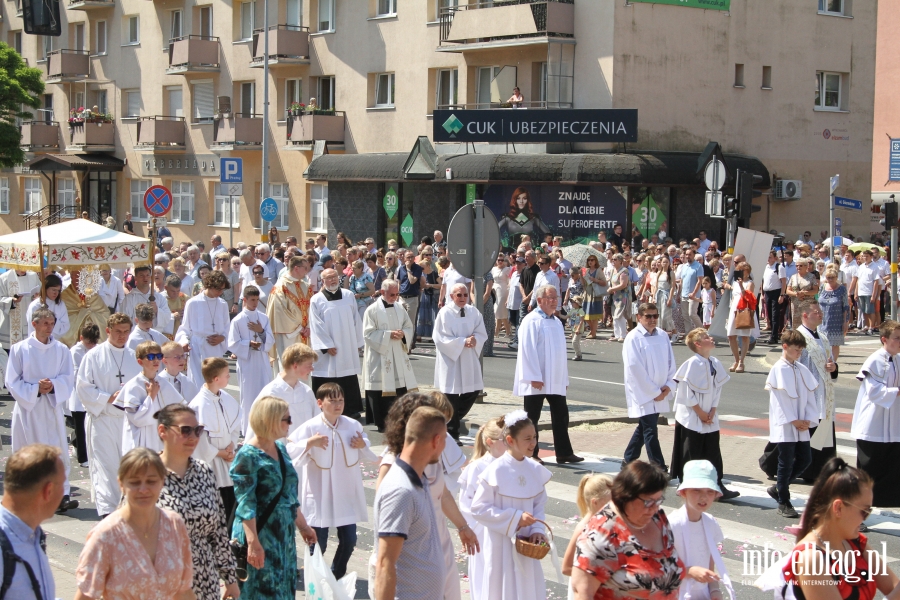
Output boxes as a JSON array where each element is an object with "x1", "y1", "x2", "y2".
[
  {"x1": 736, "y1": 170, "x2": 764, "y2": 224},
  {"x1": 725, "y1": 196, "x2": 738, "y2": 218},
  {"x1": 881, "y1": 199, "x2": 898, "y2": 229},
  {"x1": 22, "y1": 0, "x2": 61, "y2": 36}
]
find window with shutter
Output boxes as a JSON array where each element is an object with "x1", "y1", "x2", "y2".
[
  {"x1": 193, "y1": 82, "x2": 214, "y2": 122},
  {"x1": 126, "y1": 91, "x2": 140, "y2": 117}
]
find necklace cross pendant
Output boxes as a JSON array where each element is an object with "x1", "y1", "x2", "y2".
[{"x1": 116, "y1": 371, "x2": 125, "y2": 385}]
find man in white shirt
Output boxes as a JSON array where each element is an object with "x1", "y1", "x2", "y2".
[
  {"x1": 209, "y1": 234, "x2": 227, "y2": 257},
  {"x1": 315, "y1": 234, "x2": 331, "y2": 258},
  {"x1": 696, "y1": 230, "x2": 712, "y2": 255},
  {"x1": 871, "y1": 247, "x2": 890, "y2": 327},
  {"x1": 852, "y1": 250, "x2": 881, "y2": 334},
  {"x1": 530, "y1": 256, "x2": 560, "y2": 309},
  {"x1": 256, "y1": 243, "x2": 285, "y2": 285},
  {"x1": 239, "y1": 248, "x2": 268, "y2": 288},
  {"x1": 762, "y1": 251, "x2": 787, "y2": 345},
  {"x1": 839, "y1": 250, "x2": 858, "y2": 291}
]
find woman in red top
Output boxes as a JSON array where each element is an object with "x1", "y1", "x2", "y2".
[{"x1": 784, "y1": 457, "x2": 900, "y2": 600}]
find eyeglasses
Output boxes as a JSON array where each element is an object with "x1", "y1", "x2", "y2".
[
  {"x1": 253, "y1": 271, "x2": 264, "y2": 275},
  {"x1": 168, "y1": 425, "x2": 205, "y2": 437},
  {"x1": 143, "y1": 353, "x2": 164, "y2": 361},
  {"x1": 454, "y1": 293, "x2": 469, "y2": 298},
  {"x1": 843, "y1": 501, "x2": 873, "y2": 519},
  {"x1": 642, "y1": 314, "x2": 660, "y2": 320},
  {"x1": 216, "y1": 258, "x2": 228, "y2": 262},
  {"x1": 282, "y1": 416, "x2": 292, "y2": 425},
  {"x1": 638, "y1": 495, "x2": 665, "y2": 508}
]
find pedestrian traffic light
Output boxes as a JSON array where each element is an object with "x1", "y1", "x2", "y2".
[
  {"x1": 881, "y1": 199, "x2": 898, "y2": 229},
  {"x1": 737, "y1": 170, "x2": 764, "y2": 222},
  {"x1": 725, "y1": 196, "x2": 737, "y2": 218},
  {"x1": 22, "y1": 0, "x2": 61, "y2": 36}
]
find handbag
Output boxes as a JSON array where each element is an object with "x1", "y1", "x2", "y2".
[
  {"x1": 230, "y1": 448, "x2": 287, "y2": 581},
  {"x1": 588, "y1": 269, "x2": 608, "y2": 297},
  {"x1": 733, "y1": 280, "x2": 756, "y2": 329}
]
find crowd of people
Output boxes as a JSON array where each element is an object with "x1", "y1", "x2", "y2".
[{"x1": 1, "y1": 224, "x2": 900, "y2": 599}]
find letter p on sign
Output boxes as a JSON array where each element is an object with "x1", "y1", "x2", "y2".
[{"x1": 221, "y1": 158, "x2": 243, "y2": 183}]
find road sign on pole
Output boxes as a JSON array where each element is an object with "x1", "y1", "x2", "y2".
[
  {"x1": 220, "y1": 158, "x2": 243, "y2": 183},
  {"x1": 447, "y1": 203, "x2": 501, "y2": 280},
  {"x1": 260, "y1": 197, "x2": 279, "y2": 223},
  {"x1": 834, "y1": 217, "x2": 842, "y2": 238},
  {"x1": 704, "y1": 159, "x2": 726, "y2": 191},
  {"x1": 143, "y1": 185, "x2": 173, "y2": 217},
  {"x1": 226, "y1": 183, "x2": 243, "y2": 197},
  {"x1": 833, "y1": 197, "x2": 863, "y2": 211}
]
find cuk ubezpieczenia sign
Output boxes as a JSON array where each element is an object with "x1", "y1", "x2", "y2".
[{"x1": 433, "y1": 109, "x2": 638, "y2": 143}]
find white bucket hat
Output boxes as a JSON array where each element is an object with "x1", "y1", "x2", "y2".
[{"x1": 676, "y1": 460, "x2": 722, "y2": 497}]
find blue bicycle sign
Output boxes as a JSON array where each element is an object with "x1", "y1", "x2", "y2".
[{"x1": 260, "y1": 197, "x2": 279, "y2": 223}]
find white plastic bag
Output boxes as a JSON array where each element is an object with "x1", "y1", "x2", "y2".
[{"x1": 303, "y1": 544, "x2": 356, "y2": 600}]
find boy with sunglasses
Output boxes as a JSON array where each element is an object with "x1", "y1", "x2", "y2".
[
  {"x1": 158, "y1": 340, "x2": 200, "y2": 401},
  {"x1": 189, "y1": 357, "x2": 241, "y2": 523},
  {"x1": 119, "y1": 340, "x2": 184, "y2": 452}
]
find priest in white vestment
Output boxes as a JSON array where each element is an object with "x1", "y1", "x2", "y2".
[
  {"x1": 266, "y1": 256, "x2": 313, "y2": 374},
  {"x1": 121, "y1": 266, "x2": 173, "y2": 333},
  {"x1": 309, "y1": 269, "x2": 365, "y2": 417},
  {"x1": 6, "y1": 308, "x2": 77, "y2": 511},
  {"x1": 851, "y1": 323, "x2": 900, "y2": 507},
  {"x1": 363, "y1": 280, "x2": 417, "y2": 431},
  {"x1": 433, "y1": 282, "x2": 487, "y2": 441},
  {"x1": 622, "y1": 302, "x2": 676, "y2": 469},
  {"x1": 0, "y1": 268, "x2": 40, "y2": 349},
  {"x1": 514, "y1": 284, "x2": 581, "y2": 463},
  {"x1": 77, "y1": 314, "x2": 141, "y2": 516},
  {"x1": 175, "y1": 270, "x2": 230, "y2": 384},
  {"x1": 228, "y1": 287, "x2": 275, "y2": 429},
  {"x1": 119, "y1": 341, "x2": 184, "y2": 452}
]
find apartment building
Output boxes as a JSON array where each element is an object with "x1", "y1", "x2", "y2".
[{"x1": 0, "y1": 0, "x2": 876, "y2": 247}]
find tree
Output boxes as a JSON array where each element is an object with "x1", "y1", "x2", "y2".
[{"x1": 0, "y1": 42, "x2": 45, "y2": 168}]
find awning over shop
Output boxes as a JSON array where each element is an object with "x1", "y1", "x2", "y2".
[
  {"x1": 25, "y1": 153, "x2": 126, "y2": 172},
  {"x1": 305, "y1": 148, "x2": 770, "y2": 187}
]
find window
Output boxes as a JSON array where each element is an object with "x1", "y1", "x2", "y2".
[
  {"x1": 318, "y1": 76, "x2": 335, "y2": 110},
  {"x1": 240, "y1": 1, "x2": 256, "y2": 41},
  {"x1": 171, "y1": 180, "x2": 194, "y2": 223},
  {"x1": 13, "y1": 32, "x2": 22, "y2": 55},
  {"x1": 377, "y1": 0, "x2": 396, "y2": 17},
  {"x1": 125, "y1": 16, "x2": 140, "y2": 45},
  {"x1": 240, "y1": 82, "x2": 255, "y2": 117},
  {"x1": 267, "y1": 183, "x2": 289, "y2": 229},
  {"x1": 0, "y1": 178, "x2": 9, "y2": 214},
  {"x1": 58, "y1": 178, "x2": 76, "y2": 217},
  {"x1": 285, "y1": 79, "x2": 301, "y2": 116},
  {"x1": 170, "y1": 10, "x2": 183, "y2": 43},
  {"x1": 734, "y1": 63, "x2": 744, "y2": 87},
  {"x1": 193, "y1": 81, "x2": 215, "y2": 122},
  {"x1": 168, "y1": 86, "x2": 183, "y2": 117},
  {"x1": 125, "y1": 90, "x2": 140, "y2": 117},
  {"x1": 130, "y1": 179, "x2": 150, "y2": 220},
  {"x1": 42, "y1": 94, "x2": 53, "y2": 124},
  {"x1": 95, "y1": 90, "x2": 108, "y2": 114},
  {"x1": 319, "y1": 0, "x2": 335, "y2": 31},
  {"x1": 73, "y1": 92, "x2": 85, "y2": 113},
  {"x1": 436, "y1": 69, "x2": 458, "y2": 109},
  {"x1": 74, "y1": 23, "x2": 85, "y2": 53},
  {"x1": 23, "y1": 178, "x2": 42, "y2": 214},
  {"x1": 540, "y1": 61, "x2": 548, "y2": 103},
  {"x1": 476, "y1": 66, "x2": 499, "y2": 107},
  {"x1": 375, "y1": 73, "x2": 395, "y2": 107},
  {"x1": 96, "y1": 21, "x2": 107, "y2": 55},
  {"x1": 762, "y1": 66, "x2": 772, "y2": 89},
  {"x1": 310, "y1": 184, "x2": 328, "y2": 231},
  {"x1": 436, "y1": 0, "x2": 458, "y2": 21},
  {"x1": 214, "y1": 183, "x2": 239, "y2": 226},
  {"x1": 815, "y1": 71, "x2": 842, "y2": 110},
  {"x1": 818, "y1": 0, "x2": 845, "y2": 15},
  {"x1": 199, "y1": 6, "x2": 213, "y2": 37},
  {"x1": 286, "y1": 0, "x2": 302, "y2": 27},
  {"x1": 41, "y1": 35, "x2": 53, "y2": 60}
]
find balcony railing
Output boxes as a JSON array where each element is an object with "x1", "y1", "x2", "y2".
[
  {"x1": 24, "y1": 203, "x2": 101, "y2": 230},
  {"x1": 439, "y1": 0, "x2": 574, "y2": 47},
  {"x1": 250, "y1": 25, "x2": 310, "y2": 67},
  {"x1": 167, "y1": 35, "x2": 220, "y2": 74},
  {"x1": 46, "y1": 49, "x2": 90, "y2": 82},
  {"x1": 21, "y1": 121, "x2": 61, "y2": 149},
  {"x1": 67, "y1": 0, "x2": 114, "y2": 11},
  {"x1": 136, "y1": 116, "x2": 186, "y2": 148},
  {"x1": 436, "y1": 101, "x2": 573, "y2": 110},
  {"x1": 286, "y1": 110, "x2": 345, "y2": 145},
  {"x1": 69, "y1": 121, "x2": 115, "y2": 150},
  {"x1": 212, "y1": 115, "x2": 264, "y2": 147}
]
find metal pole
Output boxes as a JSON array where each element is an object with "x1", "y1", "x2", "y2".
[
  {"x1": 149, "y1": 218, "x2": 156, "y2": 302},
  {"x1": 892, "y1": 226, "x2": 898, "y2": 322},
  {"x1": 829, "y1": 184, "x2": 835, "y2": 265},
  {"x1": 261, "y1": 0, "x2": 270, "y2": 230},
  {"x1": 473, "y1": 199, "x2": 485, "y2": 403},
  {"x1": 229, "y1": 195, "x2": 234, "y2": 249}
]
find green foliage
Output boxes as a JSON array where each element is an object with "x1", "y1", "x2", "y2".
[{"x1": 0, "y1": 42, "x2": 46, "y2": 168}]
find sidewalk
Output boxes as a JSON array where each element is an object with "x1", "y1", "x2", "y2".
[{"x1": 761, "y1": 331, "x2": 881, "y2": 386}]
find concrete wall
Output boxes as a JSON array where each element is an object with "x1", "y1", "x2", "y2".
[{"x1": 871, "y1": 0, "x2": 900, "y2": 218}]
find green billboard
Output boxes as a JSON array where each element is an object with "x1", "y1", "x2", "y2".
[{"x1": 631, "y1": 0, "x2": 729, "y2": 10}]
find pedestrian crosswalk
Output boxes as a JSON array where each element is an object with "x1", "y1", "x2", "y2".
[{"x1": 709, "y1": 410, "x2": 859, "y2": 457}]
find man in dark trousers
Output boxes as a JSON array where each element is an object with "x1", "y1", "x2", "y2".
[{"x1": 507, "y1": 249, "x2": 540, "y2": 351}]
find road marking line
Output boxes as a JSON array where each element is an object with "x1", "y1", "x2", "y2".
[
  {"x1": 717, "y1": 414, "x2": 759, "y2": 421},
  {"x1": 568, "y1": 376, "x2": 625, "y2": 386}
]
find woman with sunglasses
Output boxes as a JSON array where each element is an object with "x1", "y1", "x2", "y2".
[{"x1": 157, "y1": 404, "x2": 240, "y2": 600}]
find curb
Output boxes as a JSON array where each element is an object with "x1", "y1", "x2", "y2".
[{"x1": 461, "y1": 407, "x2": 669, "y2": 434}]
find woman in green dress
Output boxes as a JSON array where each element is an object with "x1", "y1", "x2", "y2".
[{"x1": 230, "y1": 396, "x2": 317, "y2": 599}]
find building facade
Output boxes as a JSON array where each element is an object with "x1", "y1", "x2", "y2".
[{"x1": 0, "y1": 0, "x2": 875, "y2": 246}]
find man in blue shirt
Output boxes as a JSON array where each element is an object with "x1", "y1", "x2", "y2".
[
  {"x1": 0, "y1": 444, "x2": 64, "y2": 600},
  {"x1": 676, "y1": 248, "x2": 704, "y2": 330}
]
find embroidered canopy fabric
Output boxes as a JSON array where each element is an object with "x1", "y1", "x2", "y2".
[{"x1": 0, "y1": 219, "x2": 151, "y2": 271}]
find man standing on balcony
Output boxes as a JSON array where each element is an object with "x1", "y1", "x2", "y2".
[{"x1": 0, "y1": 269, "x2": 41, "y2": 351}]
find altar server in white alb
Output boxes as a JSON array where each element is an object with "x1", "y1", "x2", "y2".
[
  {"x1": 363, "y1": 280, "x2": 417, "y2": 431},
  {"x1": 471, "y1": 411, "x2": 553, "y2": 600},
  {"x1": 190, "y1": 357, "x2": 242, "y2": 522},
  {"x1": 514, "y1": 284, "x2": 582, "y2": 463},
  {"x1": 227, "y1": 286, "x2": 274, "y2": 426},
  {"x1": 670, "y1": 328, "x2": 739, "y2": 500},
  {"x1": 118, "y1": 341, "x2": 184, "y2": 452},
  {"x1": 851, "y1": 320, "x2": 900, "y2": 508},
  {"x1": 25, "y1": 274, "x2": 70, "y2": 339},
  {"x1": 125, "y1": 303, "x2": 169, "y2": 352},
  {"x1": 76, "y1": 312, "x2": 142, "y2": 517},
  {"x1": 68, "y1": 323, "x2": 101, "y2": 469},
  {"x1": 309, "y1": 268, "x2": 365, "y2": 416},
  {"x1": 121, "y1": 266, "x2": 173, "y2": 333},
  {"x1": 176, "y1": 269, "x2": 230, "y2": 383},
  {"x1": 0, "y1": 267, "x2": 40, "y2": 350},
  {"x1": 622, "y1": 302, "x2": 676, "y2": 470},
  {"x1": 287, "y1": 382, "x2": 377, "y2": 580},
  {"x1": 252, "y1": 343, "x2": 320, "y2": 439},
  {"x1": 6, "y1": 307, "x2": 78, "y2": 512},
  {"x1": 433, "y1": 282, "x2": 488, "y2": 442},
  {"x1": 158, "y1": 340, "x2": 200, "y2": 401}
]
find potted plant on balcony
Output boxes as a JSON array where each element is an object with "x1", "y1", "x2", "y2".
[
  {"x1": 289, "y1": 102, "x2": 306, "y2": 117},
  {"x1": 68, "y1": 107, "x2": 85, "y2": 125}
]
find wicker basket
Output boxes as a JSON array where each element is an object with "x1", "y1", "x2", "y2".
[{"x1": 515, "y1": 519, "x2": 553, "y2": 560}]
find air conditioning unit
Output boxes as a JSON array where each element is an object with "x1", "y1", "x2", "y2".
[{"x1": 775, "y1": 180, "x2": 802, "y2": 200}]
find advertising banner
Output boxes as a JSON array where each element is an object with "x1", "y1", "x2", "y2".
[
  {"x1": 433, "y1": 109, "x2": 638, "y2": 143},
  {"x1": 890, "y1": 139, "x2": 900, "y2": 181},
  {"x1": 483, "y1": 184, "x2": 626, "y2": 249},
  {"x1": 631, "y1": 0, "x2": 729, "y2": 10}
]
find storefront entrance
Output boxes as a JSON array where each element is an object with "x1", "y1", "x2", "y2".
[{"x1": 86, "y1": 171, "x2": 116, "y2": 222}]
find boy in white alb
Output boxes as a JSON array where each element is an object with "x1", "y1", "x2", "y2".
[
  {"x1": 251, "y1": 343, "x2": 320, "y2": 439},
  {"x1": 227, "y1": 286, "x2": 274, "y2": 429},
  {"x1": 158, "y1": 340, "x2": 200, "y2": 402},
  {"x1": 125, "y1": 303, "x2": 169, "y2": 352},
  {"x1": 175, "y1": 270, "x2": 231, "y2": 383},
  {"x1": 287, "y1": 382, "x2": 376, "y2": 579},
  {"x1": 189, "y1": 357, "x2": 242, "y2": 524},
  {"x1": 765, "y1": 330, "x2": 819, "y2": 518},
  {"x1": 118, "y1": 340, "x2": 183, "y2": 452},
  {"x1": 69, "y1": 323, "x2": 100, "y2": 468}
]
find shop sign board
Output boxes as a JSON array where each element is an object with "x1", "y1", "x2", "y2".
[{"x1": 433, "y1": 109, "x2": 638, "y2": 143}]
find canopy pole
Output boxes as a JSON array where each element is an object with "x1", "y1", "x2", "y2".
[
  {"x1": 37, "y1": 223, "x2": 46, "y2": 305},
  {"x1": 149, "y1": 217, "x2": 157, "y2": 302}
]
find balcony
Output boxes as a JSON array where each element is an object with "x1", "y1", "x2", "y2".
[
  {"x1": 45, "y1": 49, "x2": 90, "y2": 83},
  {"x1": 68, "y1": 121, "x2": 115, "y2": 151},
  {"x1": 136, "y1": 116, "x2": 186, "y2": 150},
  {"x1": 20, "y1": 121, "x2": 61, "y2": 151},
  {"x1": 67, "y1": 0, "x2": 114, "y2": 11},
  {"x1": 438, "y1": 0, "x2": 574, "y2": 51},
  {"x1": 437, "y1": 101, "x2": 569, "y2": 110},
  {"x1": 211, "y1": 115, "x2": 263, "y2": 150},
  {"x1": 286, "y1": 111, "x2": 345, "y2": 147},
  {"x1": 250, "y1": 25, "x2": 310, "y2": 68},
  {"x1": 167, "y1": 36, "x2": 220, "y2": 75}
]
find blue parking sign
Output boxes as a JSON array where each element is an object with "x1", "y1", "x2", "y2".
[{"x1": 220, "y1": 158, "x2": 243, "y2": 183}]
